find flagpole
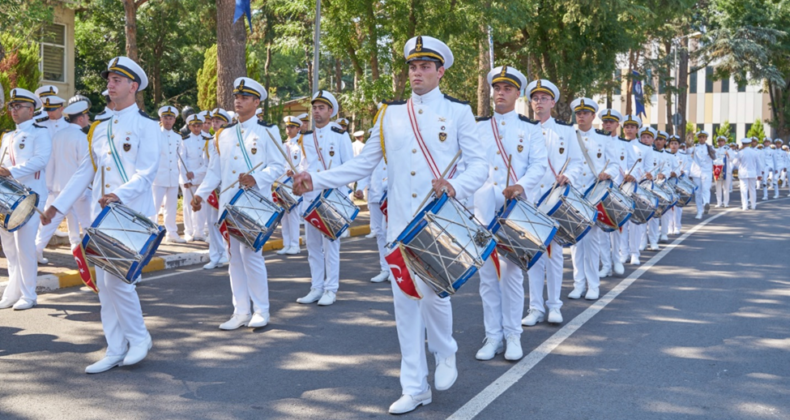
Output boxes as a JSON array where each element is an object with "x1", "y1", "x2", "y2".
[{"x1": 312, "y1": 0, "x2": 321, "y2": 131}]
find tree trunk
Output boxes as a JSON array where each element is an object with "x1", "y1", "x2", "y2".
[
  {"x1": 476, "y1": 35, "x2": 491, "y2": 118},
  {"x1": 306, "y1": 47, "x2": 313, "y2": 95},
  {"x1": 216, "y1": 0, "x2": 247, "y2": 110},
  {"x1": 677, "y1": 37, "x2": 689, "y2": 143},
  {"x1": 263, "y1": 42, "x2": 272, "y2": 116},
  {"x1": 123, "y1": 0, "x2": 146, "y2": 109},
  {"x1": 663, "y1": 40, "x2": 674, "y2": 135},
  {"x1": 625, "y1": 49, "x2": 636, "y2": 115}
]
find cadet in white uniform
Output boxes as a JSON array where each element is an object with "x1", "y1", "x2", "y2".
[
  {"x1": 772, "y1": 139, "x2": 786, "y2": 198},
  {"x1": 202, "y1": 108, "x2": 231, "y2": 269},
  {"x1": 714, "y1": 136, "x2": 732, "y2": 208},
  {"x1": 0, "y1": 89, "x2": 52, "y2": 311},
  {"x1": 294, "y1": 90, "x2": 354, "y2": 307},
  {"x1": 782, "y1": 144, "x2": 790, "y2": 196},
  {"x1": 667, "y1": 135, "x2": 689, "y2": 235},
  {"x1": 522, "y1": 79, "x2": 584, "y2": 327},
  {"x1": 652, "y1": 131, "x2": 677, "y2": 245},
  {"x1": 690, "y1": 131, "x2": 714, "y2": 218},
  {"x1": 761, "y1": 138, "x2": 777, "y2": 200},
  {"x1": 292, "y1": 36, "x2": 488, "y2": 414},
  {"x1": 42, "y1": 57, "x2": 159, "y2": 373},
  {"x1": 734, "y1": 138, "x2": 760, "y2": 210},
  {"x1": 356, "y1": 157, "x2": 390, "y2": 282},
  {"x1": 35, "y1": 100, "x2": 92, "y2": 261},
  {"x1": 180, "y1": 114, "x2": 208, "y2": 241},
  {"x1": 620, "y1": 116, "x2": 654, "y2": 265},
  {"x1": 151, "y1": 105, "x2": 185, "y2": 242},
  {"x1": 192, "y1": 77, "x2": 285, "y2": 330},
  {"x1": 474, "y1": 66, "x2": 546, "y2": 362},
  {"x1": 35, "y1": 86, "x2": 68, "y2": 138},
  {"x1": 276, "y1": 115, "x2": 303, "y2": 256}
]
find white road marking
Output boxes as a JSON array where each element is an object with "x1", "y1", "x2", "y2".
[{"x1": 447, "y1": 208, "x2": 736, "y2": 420}]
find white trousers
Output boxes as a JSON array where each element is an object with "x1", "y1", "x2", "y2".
[
  {"x1": 647, "y1": 217, "x2": 660, "y2": 247},
  {"x1": 571, "y1": 228, "x2": 600, "y2": 294},
  {"x1": 305, "y1": 224, "x2": 340, "y2": 292},
  {"x1": 599, "y1": 227, "x2": 621, "y2": 273},
  {"x1": 1, "y1": 214, "x2": 41, "y2": 303},
  {"x1": 151, "y1": 186, "x2": 179, "y2": 237},
  {"x1": 206, "y1": 205, "x2": 228, "y2": 264},
  {"x1": 669, "y1": 207, "x2": 682, "y2": 234},
  {"x1": 660, "y1": 209, "x2": 672, "y2": 238},
  {"x1": 391, "y1": 274, "x2": 457, "y2": 396},
  {"x1": 96, "y1": 268, "x2": 148, "y2": 358},
  {"x1": 281, "y1": 207, "x2": 301, "y2": 250},
  {"x1": 479, "y1": 255, "x2": 524, "y2": 342},
  {"x1": 762, "y1": 171, "x2": 775, "y2": 198},
  {"x1": 740, "y1": 178, "x2": 757, "y2": 210},
  {"x1": 715, "y1": 179, "x2": 730, "y2": 206},
  {"x1": 182, "y1": 187, "x2": 207, "y2": 238},
  {"x1": 35, "y1": 190, "x2": 91, "y2": 253},
  {"x1": 626, "y1": 221, "x2": 644, "y2": 259},
  {"x1": 618, "y1": 222, "x2": 630, "y2": 263},
  {"x1": 369, "y1": 202, "x2": 388, "y2": 271},
  {"x1": 526, "y1": 240, "x2": 564, "y2": 313},
  {"x1": 693, "y1": 176, "x2": 712, "y2": 215},
  {"x1": 227, "y1": 236, "x2": 269, "y2": 315}
]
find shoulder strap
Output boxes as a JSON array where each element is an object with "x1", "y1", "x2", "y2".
[
  {"x1": 86, "y1": 120, "x2": 102, "y2": 172},
  {"x1": 214, "y1": 127, "x2": 224, "y2": 156},
  {"x1": 373, "y1": 104, "x2": 389, "y2": 163}
]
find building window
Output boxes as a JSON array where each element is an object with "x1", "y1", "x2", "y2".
[
  {"x1": 41, "y1": 23, "x2": 66, "y2": 83},
  {"x1": 737, "y1": 82, "x2": 746, "y2": 93},
  {"x1": 689, "y1": 72, "x2": 697, "y2": 94},
  {"x1": 697, "y1": 124, "x2": 705, "y2": 133},
  {"x1": 712, "y1": 123, "x2": 720, "y2": 136},
  {"x1": 730, "y1": 124, "x2": 737, "y2": 138},
  {"x1": 721, "y1": 77, "x2": 729, "y2": 93},
  {"x1": 705, "y1": 66, "x2": 714, "y2": 93},
  {"x1": 745, "y1": 123, "x2": 752, "y2": 135},
  {"x1": 651, "y1": 124, "x2": 658, "y2": 130}
]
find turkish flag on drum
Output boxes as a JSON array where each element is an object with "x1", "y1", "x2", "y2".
[
  {"x1": 304, "y1": 207, "x2": 334, "y2": 239},
  {"x1": 385, "y1": 244, "x2": 422, "y2": 300},
  {"x1": 72, "y1": 244, "x2": 99, "y2": 293},
  {"x1": 208, "y1": 190, "x2": 220, "y2": 210},
  {"x1": 595, "y1": 202, "x2": 617, "y2": 230},
  {"x1": 713, "y1": 164, "x2": 724, "y2": 181},
  {"x1": 490, "y1": 248, "x2": 502, "y2": 281},
  {"x1": 380, "y1": 198, "x2": 388, "y2": 222}
]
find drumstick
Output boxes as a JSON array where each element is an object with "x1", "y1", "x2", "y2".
[
  {"x1": 101, "y1": 167, "x2": 105, "y2": 196},
  {"x1": 176, "y1": 151, "x2": 197, "y2": 196},
  {"x1": 505, "y1": 154, "x2": 513, "y2": 189},
  {"x1": 546, "y1": 156, "x2": 572, "y2": 201},
  {"x1": 220, "y1": 161, "x2": 264, "y2": 194},
  {"x1": 0, "y1": 148, "x2": 7, "y2": 167},
  {"x1": 264, "y1": 128, "x2": 311, "y2": 191},
  {"x1": 414, "y1": 149, "x2": 462, "y2": 217},
  {"x1": 619, "y1": 158, "x2": 643, "y2": 188},
  {"x1": 591, "y1": 159, "x2": 610, "y2": 192}
]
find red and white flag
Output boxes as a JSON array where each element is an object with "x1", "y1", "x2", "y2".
[
  {"x1": 385, "y1": 244, "x2": 422, "y2": 300},
  {"x1": 595, "y1": 202, "x2": 617, "y2": 230},
  {"x1": 489, "y1": 248, "x2": 502, "y2": 281},
  {"x1": 379, "y1": 198, "x2": 388, "y2": 222},
  {"x1": 72, "y1": 243, "x2": 99, "y2": 293},
  {"x1": 207, "y1": 190, "x2": 220, "y2": 210},
  {"x1": 304, "y1": 206, "x2": 335, "y2": 240}
]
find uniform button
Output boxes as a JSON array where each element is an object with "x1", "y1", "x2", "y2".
[
  {"x1": 105, "y1": 184, "x2": 110, "y2": 188},
  {"x1": 234, "y1": 156, "x2": 238, "y2": 160},
  {"x1": 494, "y1": 166, "x2": 499, "y2": 170},
  {"x1": 541, "y1": 184, "x2": 544, "y2": 188},
  {"x1": 501, "y1": 121, "x2": 506, "y2": 126},
  {"x1": 583, "y1": 173, "x2": 587, "y2": 176},
  {"x1": 418, "y1": 109, "x2": 423, "y2": 114},
  {"x1": 108, "y1": 152, "x2": 112, "y2": 155},
  {"x1": 411, "y1": 171, "x2": 416, "y2": 176},
  {"x1": 232, "y1": 170, "x2": 236, "y2": 174},
  {"x1": 494, "y1": 182, "x2": 498, "y2": 186},
  {"x1": 412, "y1": 149, "x2": 417, "y2": 153},
  {"x1": 496, "y1": 151, "x2": 501, "y2": 155},
  {"x1": 412, "y1": 193, "x2": 417, "y2": 198},
  {"x1": 106, "y1": 167, "x2": 111, "y2": 171}
]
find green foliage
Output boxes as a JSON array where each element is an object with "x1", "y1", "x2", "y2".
[
  {"x1": 747, "y1": 119, "x2": 766, "y2": 139},
  {"x1": 197, "y1": 45, "x2": 218, "y2": 112},
  {"x1": 0, "y1": 33, "x2": 41, "y2": 130},
  {"x1": 715, "y1": 120, "x2": 734, "y2": 142}
]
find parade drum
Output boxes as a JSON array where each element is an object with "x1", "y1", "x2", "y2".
[
  {"x1": 669, "y1": 174, "x2": 696, "y2": 207},
  {"x1": 393, "y1": 193, "x2": 496, "y2": 298},
  {"x1": 640, "y1": 180, "x2": 673, "y2": 217},
  {"x1": 220, "y1": 187, "x2": 285, "y2": 252},
  {"x1": 655, "y1": 179, "x2": 679, "y2": 210},
  {"x1": 583, "y1": 180, "x2": 635, "y2": 232},
  {"x1": 488, "y1": 197, "x2": 558, "y2": 270},
  {"x1": 273, "y1": 177, "x2": 303, "y2": 212},
  {"x1": 0, "y1": 176, "x2": 39, "y2": 232},
  {"x1": 81, "y1": 202, "x2": 165, "y2": 284},
  {"x1": 621, "y1": 181, "x2": 658, "y2": 224},
  {"x1": 537, "y1": 184, "x2": 597, "y2": 247},
  {"x1": 379, "y1": 192, "x2": 388, "y2": 218},
  {"x1": 303, "y1": 188, "x2": 360, "y2": 241}
]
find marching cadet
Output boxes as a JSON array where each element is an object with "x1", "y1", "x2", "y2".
[
  {"x1": 597, "y1": 109, "x2": 634, "y2": 279},
  {"x1": 294, "y1": 90, "x2": 354, "y2": 307},
  {"x1": 151, "y1": 105, "x2": 185, "y2": 243},
  {"x1": 255, "y1": 107, "x2": 264, "y2": 121},
  {"x1": 652, "y1": 131, "x2": 677, "y2": 246},
  {"x1": 734, "y1": 138, "x2": 760, "y2": 210},
  {"x1": 714, "y1": 136, "x2": 731, "y2": 208},
  {"x1": 276, "y1": 115, "x2": 303, "y2": 256},
  {"x1": 568, "y1": 98, "x2": 616, "y2": 301},
  {"x1": 191, "y1": 77, "x2": 286, "y2": 330},
  {"x1": 35, "y1": 86, "x2": 68, "y2": 136},
  {"x1": 761, "y1": 138, "x2": 777, "y2": 200},
  {"x1": 290, "y1": 35, "x2": 488, "y2": 414},
  {"x1": 772, "y1": 139, "x2": 786, "y2": 198},
  {"x1": 474, "y1": 66, "x2": 546, "y2": 361},
  {"x1": 42, "y1": 56, "x2": 159, "y2": 372},
  {"x1": 335, "y1": 117, "x2": 350, "y2": 134},
  {"x1": 180, "y1": 113, "x2": 208, "y2": 242},
  {"x1": 690, "y1": 131, "x2": 715, "y2": 218},
  {"x1": 297, "y1": 112, "x2": 310, "y2": 132},
  {"x1": 637, "y1": 127, "x2": 662, "y2": 251},
  {"x1": 351, "y1": 130, "x2": 366, "y2": 157},
  {"x1": 356, "y1": 156, "x2": 390, "y2": 282},
  {"x1": 33, "y1": 85, "x2": 58, "y2": 122},
  {"x1": 202, "y1": 108, "x2": 231, "y2": 269},
  {"x1": 35, "y1": 100, "x2": 93, "y2": 264},
  {"x1": 618, "y1": 116, "x2": 653, "y2": 265},
  {"x1": 782, "y1": 144, "x2": 790, "y2": 196},
  {"x1": 666, "y1": 135, "x2": 688, "y2": 235},
  {"x1": 522, "y1": 79, "x2": 584, "y2": 327},
  {"x1": 0, "y1": 88, "x2": 52, "y2": 310},
  {"x1": 178, "y1": 106, "x2": 196, "y2": 139}
]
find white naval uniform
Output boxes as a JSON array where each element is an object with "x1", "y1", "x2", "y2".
[
  {"x1": 778, "y1": 151, "x2": 789, "y2": 195},
  {"x1": 572, "y1": 128, "x2": 618, "y2": 295},
  {"x1": 52, "y1": 104, "x2": 159, "y2": 359},
  {"x1": 0, "y1": 122, "x2": 51, "y2": 304},
  {"x1": 474, "y1": 111, "x2": 546, "y2": 342},
  {"x1": 151, "y1": 127, "x2": 183, "y2": 237},
  {"x1": 621, "y1": 138, "x2": 654, "y2": 262},
  {"x1": 35, "y1": 123, "x2": 92, "y2": 253},
  {"x1": 668, "y1": 150, "x2": 691, "y2": 234},
  {"x1": 659, "y1": 150, "x2": 680, "y2": 239},
  {"x1": 297, "y1": 124, "x2": 354, "y2": 294},
  {"x1": 714, "y1": 146, "x2": 731, "y2": 206},
  {"x1": 179, "y1": 132, "x2": 208, "y2": 238},
  {"x1": 280, "y1": 135, "x2": 303, "y2": 251},
  {"x1": 203, "y1": 135, "x2": 229, "y2": 265},
  {"x1": 690, "y1": 143, "x2": 714, "y2": 215},
  {"x1": 646, "y1": 148, "x2": 673, "y2": 247},
  {"x1": 527, "y1": 117, "x2": 584, "y2": 315},
  {"x1": 598, "y1": 135, "x2": 631, "y2": 275},
  {"x1": 195, "y1": 117, "x2": 285, "y2": 316},
  {"x1": 310, "y1": 87, "x2": 488, "y2": 397},
  {"x1": 39, "y1": 116, "x2": 67, "y2": 139},
  {"x1": 356, "y1": 158, "x2": 388, "y2": 273},
  {"x1": 734, "y1": 147, "x2": 760, "y2": 209},
  {"x1": 762, "y1": 148, "x2": 777, "y2": 199}
]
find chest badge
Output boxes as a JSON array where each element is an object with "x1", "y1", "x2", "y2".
[
  {"x1": 438, "y1": 117, "x2": 446, "y2": 122},
  {"x1": 559, "y1": 147, "x2": 565, "y2": 154},
  {"x1": 517, "y1": 145, "x2": 524, "y2": 153},
  {"x1": 597, "y1": 151, "x2": 602, "y2": 158},
  {"x1": 251, "y1": 148, "x2": 257, "y2": 155},
  {"x1": 18, "y1": 143, "x2": 24, "y2": 150},
  {"x1": 439, "y1": 132, "x2": 447, "y2": 142},
  {"x1": 329, "y1": 150, "x2": 335, "y2": 157},
  {"x1": 620, "y1": 155, "x2": 625, "y2": 161},
  {"x1": 123, "y1": 143, "x2": 131, "y2": 152}
]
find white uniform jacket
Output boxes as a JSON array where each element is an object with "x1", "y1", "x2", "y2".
[
  {"x1": 534, "y1": 117, "x2": 584, "y2": 202},
  {"x1": 45, "y1": 123, "x2": 88, "y2": 193},
  {"x1": 297, "y1": 123, "x2": 355, "y2": 203},
  {"x1": 735, "y1": 148, "x2": 761, "y2": 179},
  {"x1": 179, "y1": 133, "x2": 208, "y2": 185},
  {"x1": 690, "y1": 143, "x2": 714, "y2": 178},
  {"x1": 574, "y1": 127, "x2": 619, "y2": 193},
  {"x1": 153, "y1": 127, "x2": 183, "y2": 188},
  {"x1": 0, "y1": 120, "x2": 52, "y2": 199}
]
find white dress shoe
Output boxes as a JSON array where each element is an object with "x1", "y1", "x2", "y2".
[
  {"x1": 37, "y1": 252, "x2": 49, "y2": 265},
  {"x1": 193, "y1": 236, "x2": 207, "y2": 242},
  {"x1": 85, "y1": 355, "x2": 126, "y2": 374},
  {"x1": 203, "y1": 261, "x2": 218, "y2": 270},
  {"x1": 714, "y1": 204, "x2": 721, "y2": 208},
  {"x1": 167, "y1": 236, "x2": 187, "y2": 243},
  {"x1": 475, "y1": 338, "x2": 504, "y2": 361},
  {"x1": 568, "y1": 287, "x2": 586, "y2": 300},
  {"x1": 285, "y1": 246, "x2": 300, "y2": 255},
  {"x1": 388, "y1": 391, "x2": 432, "y2": 414},
  {"x1": 613, "y1": 261, "x2": 625, "y2": 275},
  {"x1": 695, "y1": 214, "x2": 702, "y2": 220},
  {"x1": 276, "y1": 248, "x2": 289, "y2": 255},
  {"x1": 585, "y1": 289, "x2": 600, "y2": 300},
  {"x1": 0, "y1": 298, "x2": 16, "y2": 309},
  {"x1": 317, "y1": 290, "x2": 336, "y2": 306},
  {"x1": 248, "y1": 312, "x2": 269, "y2": 328},
  {"x1": 296, "y1": 288, "x2": 323, "y2": 304},
  {"x1": 522, "y1": 309, "x2": 545, "y2": 326},
  {"x1": 364, "y1": 232, "x2": 376, "y2": 239},
  {"x1": 434, "y1": 354, "x2": 457, "y2": 391},
  {"x1": 219, "y1": 314, "x2": 251, "y2": 330},
  {"x1": 630, "y1": 255, "x2": 640, "y2": 265},
  {"x1": 370, "y1": 270, "x2": 390, "y2": 283},
  {"x1": 123, "y1": 334, "x2": 152, "y2": 366},
  {"x1": 13, "y1": 299, "x2": 36, "y2": 310},
  {"x1": 547, "y1": 308, "x2": 563, "y2": 324},
  {"x1": 217, "y1": 257, "x2": 229, "y2": 267},
  {"x1": 598, "y1": 268, "x2": 611, "y2": 278},
  {"x1": 660, "y1": 234, "x2": 669, "y2": 242},
  {"x1": 648, "y1": 244, "x2": 659, "y2": 251},
  {"x1": 504, "y1": 335, "x2": 523, "y2": 361}
]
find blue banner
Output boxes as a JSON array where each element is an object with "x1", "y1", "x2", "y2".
[
  {"x1": 632, "y1": 70, "x2": 646, "y2": 118},
  {"x1": 233, "y1": 0, "x2": 252, "y2": 31}
]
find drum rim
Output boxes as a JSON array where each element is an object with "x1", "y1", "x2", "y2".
[
  {"x1": 537, "y1": 184, "x2": 569, "y2": 216},
  {"x1": 395, "y1": 193, "x2": 448, "y2": 244},
  {"x1": 584, "y1": 179, "x2": 613, "y2": 203},
  {"x1": 4, "y1": 191, "x2": 39, "y2": 232}
]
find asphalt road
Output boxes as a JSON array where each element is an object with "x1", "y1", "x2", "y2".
[{"x1": 1, "y1": 188, "x2": 789, "y2": 420}]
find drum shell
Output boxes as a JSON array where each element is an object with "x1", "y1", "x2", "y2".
[
  {"x1": 670, "y1": 175, "x2": 696, "y2": 207},
  {"x1": 221, "y1": 187, "x2": 284, "y2": 252},
  {"x1": 621, "y1": 181, "x2": 658, "y2": 224},
  {"x1": 584, "y1": 180, "x2": 635, "y2": 232},
  {"x1": 0, "y1": 177, "x2": 39, "y2": 232},
  {"x1": 302, "y1": 188, "x2": 360, "y2": 241},
  {"x1": 489, "y1": 197, "x2": 558, "y2": 270},
  {"x1": 537, "y1": 184, "x2": 597, "y2": 247},
  {"x1": 641, "y1": 179, "x2": 675, "y2": 217},
  {"x1": 274, "y1": 177, "x2": 303, "y2": 212}
]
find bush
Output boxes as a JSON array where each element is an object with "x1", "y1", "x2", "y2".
[{"x1": 0, "y1": 33, "x2": 41, "y2": 131}]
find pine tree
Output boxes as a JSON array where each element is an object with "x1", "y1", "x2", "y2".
[
  {"x1": 715, "y1": 120, "x2": 735, "y2": 142},
  {"x1": 746, "y1": 119, "x2": 766, "y2": 140},
  {"x1": 0, "y1": 34, "x2": 41, "y2": 131},
  {"x1": 196, "y1": 45, "x2": 218, "y2": 112}
]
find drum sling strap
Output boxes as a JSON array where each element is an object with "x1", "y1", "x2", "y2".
[
  {"x1": 106, "y1": 120, "x2": 129, "y2": 182},
  {"x1": 490, "y1": 117, "x2": 518, "y2": 184}
]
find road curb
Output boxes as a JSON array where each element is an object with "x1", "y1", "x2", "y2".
[{"x1": 0, "y1": 224, "x2": 372, "y2": 295}]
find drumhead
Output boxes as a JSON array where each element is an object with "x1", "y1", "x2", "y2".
[
  {"x1": 4, "y1": 192, "x2": 38, "y2": 232},
  {"x1": 537, "y1": 185, "x2": 568, "y2": 216},
  {"x1": 584, "y1": 179, "x2": 612, "y2": 205},
  {"x1": 620, "y1": 181, "x2": 637, "y2": 194}
]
